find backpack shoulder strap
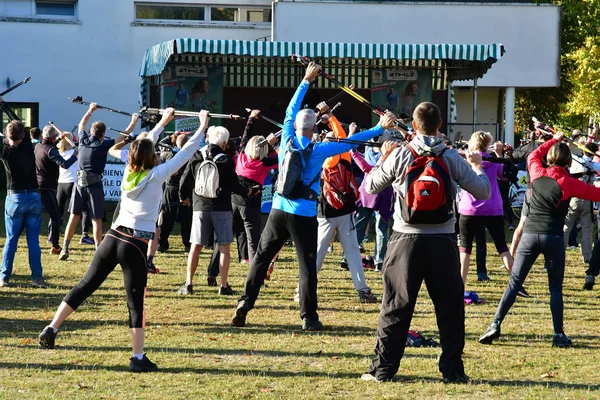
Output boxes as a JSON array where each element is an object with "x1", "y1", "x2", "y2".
[{"x1": 213, "y1": 153, "x2": 227, "y2": 162}]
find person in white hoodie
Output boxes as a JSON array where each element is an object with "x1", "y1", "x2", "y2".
[{"x1": 37, "y1": 109, "x2": 209, "y2": 373}]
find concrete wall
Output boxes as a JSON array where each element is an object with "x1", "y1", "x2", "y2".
[
  {"x1": 452, "y1": 87, "x2": 502, "y2": 142},
  {"x1": 272, "y1": 1, "x2": 561, "y2": 88},
  {"x1": 0, "y1": 0, "x2": 270, "y2": 131}
]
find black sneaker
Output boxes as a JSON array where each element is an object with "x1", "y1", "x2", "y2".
[
  {"x1": 517, "y1": 286, "x2": 530, "y2": 298},
  {"x1": 146, "y1": 261, "x2": 159, "y2": 274},
  {"x1": 232, "y1": 300, "x2": 249, "y2": 327},
  {"x1": 157, "y1": 244, "x2": 168, "y2": 253},
  {"x1": 552, "y1": 333, "x2": 573, "y2": 348},
  {"x1": 583, "y1": 275, "x2": 595, "y2": 290},
  {"x1": 477, "y1": 273, "x2": 490, "y2": 282},
  {"x1": 184, "y1": 245, "x2": 191, "y2": 253},
  {"x1": 340, "y1": 261, "x2": 349, "y2": 271},
  {"x1": 129, "y1": 354, "x2": 158, "y2": 372},
  {"x1": 176, "y1": 283, "x2": 193, "y2": 295},
  {"x1": 302, "y1": 318, "x2": 324, "y2": 331},
  {"x1": 218, "y1": 285, "x2": 237, "y2": 296},
  {"x1": 360, "y1": 373, "x2": 390, "y2": 383},
  {"x1": 207, "y1": 276, "x2": 217, "y2": 287},
  {"x1": 443, "y1": 371, "x2": 470, "y2": 384},
  {"x1": 375, "y1": 263, "x2": 383, "y2": 272},
  {"x1": 39, "y1": 326, "x2": 57, "y2": 349},
  {"x1": 479, "y1": 321, "x2": 501, "y2": 345}
]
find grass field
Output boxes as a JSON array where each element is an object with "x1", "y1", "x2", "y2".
[{"x1": 1, "y1": 212, "x2": 600, "y2": 399}]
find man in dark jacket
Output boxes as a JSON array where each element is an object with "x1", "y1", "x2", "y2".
[
  {"x1": 178, "y1": 126, "x2": 254, "y2": 295},
  {"x1": 0, "y1": 101, "x2": 48, "y2": 288},
  {"x1": 35, "y1": 125, "x2": 78, "y2": 254}
]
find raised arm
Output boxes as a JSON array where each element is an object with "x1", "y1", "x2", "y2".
[
  {"x1": 153, "y1": 110, "x2": 209, "y2": 183},
  {"x1": 79, "y1": 102, "x2": 97, "y2": 134},
  {"x1": 528, "y1": 134, "x2": 561, "y2": 181},
  {"x1": 108, "y1": 140, "x2": 128, "y2": 159},
  {"x1": 314, "y1": 112, "x2": 396, "y2": 159},
  {"x1": 48, "y1": 146, "x2": 77, "y2": 169},
  {"x1": 123, "y1": 113, "x2": 140, "y2": 134},
  {"x1": 240, "y1": 110, "x2": 259, "y2": 151},
  {"x1": 282, "y1": 62, "x2": 322, "y2": 145},
  {"x1": 351, "y1": 149, "x2": 373, "y2": 174}
]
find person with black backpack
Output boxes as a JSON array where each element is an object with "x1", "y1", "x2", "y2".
[
  {"x1": 360, "y1": 102, "x2": 491, "y2": 384},
  {"x1": 313, "y1": 102, "x2": 377, "y2": 304},
  {"x1": 231, "y1": 61, "x2": 397, "y2": 331},
  {"x1": 178, "y1": 123, "x2": 256, "y2": 296}
]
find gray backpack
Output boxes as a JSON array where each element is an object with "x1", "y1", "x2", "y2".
[
  {"x1": 275, "y1": 140, "x2": 319, "y2": 200},
  {"x1": 194, "y1": 148, "x2": 227, "y2": 198}
]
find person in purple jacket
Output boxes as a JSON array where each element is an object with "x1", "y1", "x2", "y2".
[{"x1": 458, "y1": 132, "x2": 526, "y2": 295}]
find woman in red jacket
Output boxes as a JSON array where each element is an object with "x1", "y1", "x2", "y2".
[{"x1": 479, "y1": 131, "x2": 600, "y2": 347}]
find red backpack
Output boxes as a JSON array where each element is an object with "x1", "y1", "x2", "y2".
[
  {"x1": 400, "y1": 145, "x2": 453, "y2": 224},
  {"x1": 322, "y1": 159, "x2": 359, "y2": 209}
]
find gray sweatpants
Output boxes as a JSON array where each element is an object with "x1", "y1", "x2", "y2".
[
  {"x1": 563, "y1": 198, "x2": 594, "y2": 263},
  {"x1": 316, "y1": 214, "x2": 369, "y2": 292}
]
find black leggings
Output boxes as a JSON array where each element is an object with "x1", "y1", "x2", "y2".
[
  {"x1": 57, "y1": 182, "x2": 91, "y2": 234},
  {"x1": 63, "y1": 229, "x2": 148, "y2": 328},
  {"x1": 459, "y1": 215, "x2": 509, "y2": 255},
  {"x1": 494, "y1": 233, "x2": 565, "y2": 333}
]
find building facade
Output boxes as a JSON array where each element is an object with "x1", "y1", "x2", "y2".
[{"x1": 1, "y1": 0, "x2": 560, "y2": 145}]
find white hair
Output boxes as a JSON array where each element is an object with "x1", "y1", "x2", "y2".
[
  {"x1": 245, "y1": 136, "x2": 268, "y2": 160},
  {"x1": 207, "y1": 126, "x2": 229, "y2": 147},
  {"x1": 42, "y1": 125, "x2": 59, "y2": 140},
  {"x1": 295, "y1": 109, "x2": 317, "y2": 133}
]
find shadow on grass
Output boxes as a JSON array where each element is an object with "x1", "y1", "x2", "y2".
[
  {"x1": 0, "y1": 361, "x2": 599, "y2": 390},
  {"x1": 0, "y1": 317, "x2": 129, "y2": 338}
]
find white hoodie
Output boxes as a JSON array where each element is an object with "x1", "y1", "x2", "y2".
[{"x1": 112, "y1": 127, "x2": 205, "y2": 233}]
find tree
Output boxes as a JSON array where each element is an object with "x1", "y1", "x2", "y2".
[{"x1": 515, "y1": 0, "x2": 600, "y2": 130}]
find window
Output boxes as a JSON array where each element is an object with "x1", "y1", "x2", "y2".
[
  {"x1": 135, "y1": 4, "x2": 204, "y2": 21},
  {"x1": 134, "y1": 3, "x2": 271, "y2": 24},
  {"x1": 36, "y1": 1, "x2": 76, "y2": 17},
  {"x1": 0, "y1": 103, "x2": 39, "y2": 133}
]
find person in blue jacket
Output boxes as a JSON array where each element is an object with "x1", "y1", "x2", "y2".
[{"x1": 232, "y1": 61, "x2": 397, "y2": 331}]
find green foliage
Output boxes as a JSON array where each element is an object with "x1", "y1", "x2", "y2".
[{"x1": 516, "y1": 0, "x2": 600, "y2": 129}]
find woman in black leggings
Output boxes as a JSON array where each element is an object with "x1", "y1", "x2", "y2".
[
  {"x1": 479, "y1": 131, "x2": 600, "y2": 347},
  {"x1": 38, "y1": 109, "x2": 207, "y2": 372}
]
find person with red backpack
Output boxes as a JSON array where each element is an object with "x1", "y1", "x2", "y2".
[
  {"x1": 314, "y1": 102, "x2": 377, "y2": 304},
  {"x1": 360, "y1": 102, "x2": 490, "y2": 384}
]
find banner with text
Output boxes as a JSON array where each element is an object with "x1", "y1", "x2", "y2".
[
  {"x1": 103, "y1": 163, "x2": 125, "y2": 200},
  {"x1": 370, "y1": 69, "x2": 432, "y2": 126}
]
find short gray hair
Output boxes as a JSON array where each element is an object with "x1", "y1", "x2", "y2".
[
  {"x1": 42, "y1": 125, "x2": 59, "y2": 140},
  {"x1": 295, "y1": 109, "x2": 317, "y2": 133},
  {"x1": 207, "y1": 126, "x2": 230, "y2": 147}
]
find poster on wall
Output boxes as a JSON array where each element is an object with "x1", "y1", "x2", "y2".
[
  {"x1": 161, "y1": 65, "x2": 224, "y2": 131},
  {"x1": 370, "y1": 69, "x2": 432, "y2": 126}
]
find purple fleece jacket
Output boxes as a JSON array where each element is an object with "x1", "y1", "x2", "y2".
[{"x1": 458, "y1": 152, "x2": 504, "y2": 216}]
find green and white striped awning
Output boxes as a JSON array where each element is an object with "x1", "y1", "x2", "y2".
[{"x1": 139, "y1": 39, "x2": 505, "y2": 82}]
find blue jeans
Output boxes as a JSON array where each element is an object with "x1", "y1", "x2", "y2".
[
  {"x1": 1, "y1": 192, "x2": 43, "y2": 281},
  {"x1": 355, "y1": 207, "x2": 389, "y2": 265}
]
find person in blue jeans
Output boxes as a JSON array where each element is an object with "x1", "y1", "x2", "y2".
[{"x1": 0, "y1": 112, "x2": 47, "y2": 287}]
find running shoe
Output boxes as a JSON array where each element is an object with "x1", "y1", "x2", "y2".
[
  {"x1": 360, "y1": 373, "x2": 389, "y2": 383},
  {"x1": 207, "y1": 276, "x2": 217, "y2": 287},
  {"x1": 477, "y1": 273, "x2": 490, "y2": 282},
  {"x1": 129, "y1": 354, "x2": 158, "y2": 372},
  {"x1": 508, "y1": 224, "x2": 514, "y2": 231},
  {"x1": 241, "y1": 259, "x2": 250, "y2": 264},
  {"x1": 358, "y1": 289, "x2": 378, "y2": 304},
  {"x1": 327, "y1": 245, "x2": 333, "y2": 253},
  {"x1": 31, "y1": 279, "x2": 49, "y2": 288},
  {"x1": 231, "y1": 300, "x2": 249, "y2": 327},
  {"x1": 80, "y1": 234, "x2": 95, "y2": 245},
  {"x1": 302, "y1": 318, "x2": 323, "y2": 331},
  {"x1": 479, "y1": 321, "x2": 501, "y2": 345},
  {"x1": 443, "y1": 371, "x2": 470, "y2": 384},
  {"x1": 375, "y1": 263, "x2": 383, "y2": 272},
  {"x1": 218, "y1": 285, "x2": 237, "y2": 296},
  {"x1": 340, "y1": 261, "x2": 349, "y2": 271},
  {"x1": 49, "y1": 246, "x2": 62, "y2": 255},
  {"x1": 517, "y1": 286, "x2": 530, "y2": 298},
  {"x1": 38, "y1": 326, "x2": 57, "y2": 349},
  {"x1": 58, "y1": 250, "x2": 69, "y2": 261},
  {"x1": 0, "y1": 279, "x2": 11, "y2": 287},
  {"x1": 265, "y1": 262, "x2": 274, "y2": 280},
  {"x1": 583, "y1": 274, "x2": 595, "y2": 291},
  {"x1": 177, "y1": 283, "x2": 193, "y2": 295},
  {"x1": 552, "y1": 333, "x2": 573, "y2": 348}
]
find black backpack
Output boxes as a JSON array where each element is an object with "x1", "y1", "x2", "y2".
[{"x1": 275, "y1": 140, "x2": 319, "y2": 200}]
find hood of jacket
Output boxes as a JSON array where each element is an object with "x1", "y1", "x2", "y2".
[
  {"x1": 121, "y1": 169, "x2": 150, "y2": 200},
  {"x1": 409, "y1": 134, "x2": 447, "y2": 156}
]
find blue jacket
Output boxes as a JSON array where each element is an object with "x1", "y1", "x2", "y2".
[{"x1": 272, "y1": 80, "x2": 384, "y2": 217}]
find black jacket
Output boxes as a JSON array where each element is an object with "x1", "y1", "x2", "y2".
[
  {"x1": 0, "y1": 128, "x2": 38, "y2": 191},
  {"x1": 35, "y1": 140, "x2": 77, "y2": 190},
  {"x1": 179, "y1": 144, "x2": 248, "y2": 211}
]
